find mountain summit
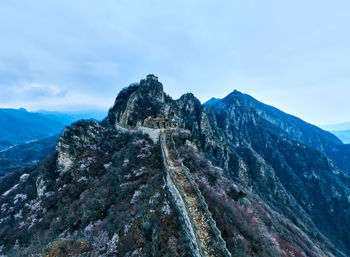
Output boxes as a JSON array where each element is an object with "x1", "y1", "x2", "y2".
[{"x1": 0, "y1": 75, "x2": 349, "y2": 256}]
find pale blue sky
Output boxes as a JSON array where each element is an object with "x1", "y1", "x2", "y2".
[{"x1": 0, "y1": 0, "x2": 349, "y2": 125}]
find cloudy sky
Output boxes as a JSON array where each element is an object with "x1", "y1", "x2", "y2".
[{"x1": 0, "y1": 0, "x2": 349, "y2": 125}]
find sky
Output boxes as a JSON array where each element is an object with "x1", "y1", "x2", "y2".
[{"x1": 0, "y1": 0, "x2": 349, "y2": 125}]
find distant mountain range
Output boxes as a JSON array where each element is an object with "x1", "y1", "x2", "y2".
[
  {"x1": 0, "y1": 135, "x2": 59, "y2": 176},
  {"x1": 322, "y1": 121, "x2": 350, "y2": 131},
  {"x1": 34, "y1": 109, "x2": 107, "y2": 126},
  {"x1": 321, "y1": 122, "x2": 350, "y2": 144},
  {"x1": 0, "y1": 108, "x2": 107, "y2": 176},
  {"x1": 329, "y1": 130, "x2": 350, "y2": 144},
  {"x1": 0, "y1": 108, "x2": 107, "y2": 151}
]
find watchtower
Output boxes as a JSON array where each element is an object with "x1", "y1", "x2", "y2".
[{"x1": 146, "y1": 74, "x2": 158, "y2": 81}]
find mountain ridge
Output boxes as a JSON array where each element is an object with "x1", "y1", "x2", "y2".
[
  {"x1": 0, "y1": 75, "x2": 349, "y2": 256},
  {"x1": 205, "y1": 89, "x2": 350, "y2": 175},
  {"x1": 205, "y1": 89, "x2": 343, "y2": 149}
]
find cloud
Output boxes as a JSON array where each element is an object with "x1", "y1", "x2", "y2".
[
  {"x1": 0, "y1": 83, "x2": 109, "y2": 112},
  {"x1": 0, "y1": 0, "x2": 350, "y2": 124},
  {"x1": 14, "y1": 84, "x2": 68, "y2": 100},
  {"x1": 0, "y1": 83, "x2": 69, "y2": 109}
]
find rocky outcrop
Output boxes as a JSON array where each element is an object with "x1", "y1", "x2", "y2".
[{"x1": 106, "y1": 75, "x2": 204, "y2": 134}]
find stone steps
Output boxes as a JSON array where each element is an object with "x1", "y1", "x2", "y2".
[{"x1": 160, "y1": 130, "x2": 231, "y2": 257}]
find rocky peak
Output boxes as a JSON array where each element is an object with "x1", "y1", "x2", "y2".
[
  {"x1": 175, "y1": 93, "x2": 204, "y2": 133},
  {"x1": 139, "y1": 74, "x2": 164, "y2": 103},
  {"x1": 177, "y1": 93, "x2": 201, "y2": 110},
  {"x1": 203, "y1": 97, "x2": 220, "y2": 107},
  {"x1": 106, "y1": 75, "x2": 166, "y2": 128},
  {"x1": 106, "y1": 76, "x2": 207, "y2": 132},
  {"x1": 146, "y1": 73, "x2": 158, "y2": 81}
]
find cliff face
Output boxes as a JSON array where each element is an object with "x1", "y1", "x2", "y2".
[
  {"x1": 0, "y1": 75, "x2": 349, "y2": 256},
  {"x1": 203, "y1": 94, "x2": 350, "y2": 255},
  {"x1": 205, "y1": 91, "x2": 350, "y2": 175},
  {"x1": 205, "y1": 90, "x2": 343, "y2": 152}
]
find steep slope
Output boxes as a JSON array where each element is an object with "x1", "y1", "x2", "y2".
[
  {"x1": 0, "y1": 75, "x2": 349, "y2": 256},
  {"x1": 160, "y1": 130, "x2": 231, "y2": 257},
  {"x1": 1, "y1": 121, "x2": 194, "y2": 256},
  {"x1": 205, "y1": 92, "x2": 350, "y2": 255},
  {"x1": 174, "y1": 134, "x2": 342, "y2": 257},
  {"x1": 328, "y1": 143, "x2": 350, "y2": 174},
  {"x1": 205, "y1": 91, "x2": 350, "y2": 175},
  {"x1": 205, "y1": 90, "x2": 343, "y2": 153}
]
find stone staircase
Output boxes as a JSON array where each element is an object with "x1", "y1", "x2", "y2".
[
  {"x1": 115, "y1": 121, "x2": 231, "y2": 256},
  {"x1": 160, "y1": 130, "x2": 231, "y2": 257}
]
